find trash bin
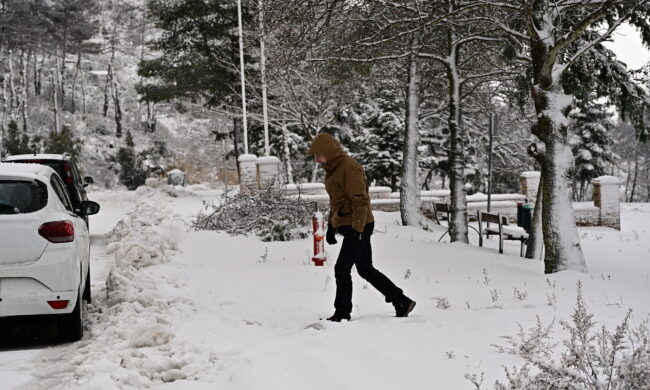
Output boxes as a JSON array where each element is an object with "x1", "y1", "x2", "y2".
[
  {"x1": 521, "y1": 203, "x2": 534, "y2": 233},
  {"x1": 516, "y1": 202, "x2": 524, "y2": 227}
]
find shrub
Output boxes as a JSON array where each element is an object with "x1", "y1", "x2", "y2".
[
  {"x1": 494, "y1": 282, "x2": 650, "y2": 390},
  {"x1": 44, "y1": 125, "x2": 83, "y2": 159},
  {"x1": 193, "y1": 187, "x2": 313, "y2": 242},
  {"x1": 4, "y1": 120, "x2": 38, "y2": 155},
  {"x1": 116, "y1": 131, "x2": 146, "y2": 190}
]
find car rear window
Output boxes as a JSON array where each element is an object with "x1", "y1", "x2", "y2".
[
  {"x1": 0, "y1": 180, "x2": 48, "y2": 214},
  {"x1": 9, "y1": 160, "x2": 65, "y2": 180}
]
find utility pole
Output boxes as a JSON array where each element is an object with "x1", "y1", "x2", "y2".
[
  {"x1": 259, "y1": 0, "x2": 270, "y2": 157},
  {"x1": 487, "y1": 113, "x2": 497, "y2": 212},
  {"x1": 237, "y1": 0, "x2": 248, "y2": 154}
]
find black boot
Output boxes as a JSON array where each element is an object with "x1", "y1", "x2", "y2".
[
  {"x1": 393, "y1": 296, "x2": 416, "y2": 317},
  {"x1": 326, "y1": 311, "x2": 351, "y2": 322}
]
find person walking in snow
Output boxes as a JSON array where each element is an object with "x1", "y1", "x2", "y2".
[{"x1": 309, "y1": 132, "x2": 416, "y2": 322}]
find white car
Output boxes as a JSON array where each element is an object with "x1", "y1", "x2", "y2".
[{"x1": 0, "y1": 163, "x2": 99, "y2": 341}]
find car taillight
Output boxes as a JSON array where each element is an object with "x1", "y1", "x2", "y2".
[
  {"x1": 47, "y1": 300, "x2": 69, "y2": 309},
  {"x1": 63, "y1": 163, "x2": 73, "y2": 184},
  {"x1": 39, "y1": 221, "x2": 74, "y2": 243}
]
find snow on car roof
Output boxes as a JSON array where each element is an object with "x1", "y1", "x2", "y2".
[
  {"x1": 0, "y1": 162, "x2": 57, "y2": 180},
  {"x1": 3, "y1": 153, "x2": 69, "y2": 161}
]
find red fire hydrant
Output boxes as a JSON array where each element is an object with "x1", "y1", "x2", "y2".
[{"x1": 312, "y1": 211, "x2": 327, "y2": 266}]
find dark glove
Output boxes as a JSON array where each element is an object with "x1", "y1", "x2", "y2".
[{"x1": 326, "y1": 224, "x2": 337, "y2": 245}]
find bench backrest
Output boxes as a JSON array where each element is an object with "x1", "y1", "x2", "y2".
[
  {"x1": 478, "y1": 211, "x2": 508, "y2": 226},
  {"x1": 432, "y1": 202, "x2": 450, "y2": 223},
  {"x1": 434, "y1": 202, "x2": 450, "y2": 213}
]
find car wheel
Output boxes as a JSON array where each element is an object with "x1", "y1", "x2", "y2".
[
  {"x1": 82, "y1": 267, "x2": 91, "y2": 303},
  {"x1": 59, "y1": 288, "x2": 84, "y2": 342}
]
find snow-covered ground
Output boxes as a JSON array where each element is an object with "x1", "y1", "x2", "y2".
[{"x1": 1, "y1": 186, "x2": 649, "y2": 389}]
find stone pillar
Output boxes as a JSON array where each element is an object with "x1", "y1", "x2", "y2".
[
  {"x1": 166, "y1": 169, "x2": 186, "y2": 186},
  {"x1": 257, "y1": 156, "x2": 281, "y2": 190},
  {"x1": 520, "y1": 171, "x2": 541, "y2": 202},
  {"x1": 238, "y1": 154, "x2": 258, "y2": 194},
  {"x1": 592, "y1": 176, "x2": 621, "y2": 230}
]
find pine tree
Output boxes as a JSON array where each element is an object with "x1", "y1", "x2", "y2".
[
  {"x1": 116, "y1": 131, "x2": 146, "y2": 190},
  {"x1": 137, "y1": 0, "x2": 244, "y2": 107},
  {"x1": 346, "y1": 96, "x2": 405, "y2": 190},
  {"x1": 569, "y1": 102, "x2": 618, "y2": 201},
  {"x1": 44, "y1": 125, "x2": 83, "y2": 160},
  {"x1": 4, "y1": 120, "x2": 33, "y2": 155}
]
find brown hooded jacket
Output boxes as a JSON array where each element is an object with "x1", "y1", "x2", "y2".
[{"x1": 308, "y1": 133, "x2": 374, "y2": 233}]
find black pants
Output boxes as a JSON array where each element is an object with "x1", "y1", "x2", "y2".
[{"x1": 334, "y1": 222, "x2": 403, "y2": 315}]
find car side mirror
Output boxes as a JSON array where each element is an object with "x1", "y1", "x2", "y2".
[
  {"x1": 83, "y1": 176, "x2": 94, "y2": 187},
  {"x1": 80, "y1": 200, "x2": 100, "y2": 216}
]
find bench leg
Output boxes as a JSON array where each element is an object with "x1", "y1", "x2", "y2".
[{"x1": 499, "y1": 235, "x2": 503, "y2": 254}]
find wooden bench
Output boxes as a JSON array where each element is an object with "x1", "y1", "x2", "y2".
[
  {"x1": 432, "y1": 202, "x2": 479, "y2": 241},
  {"x1": 477, "y1": 211, "x2": 529, "y2": 256},
  {"x1": 432, "y1": 202, "x2": 450, "y2": 225}
]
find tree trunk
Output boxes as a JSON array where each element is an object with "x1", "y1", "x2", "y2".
[
  {"x1": 80, "y1": 62, "x2": 87, "y2": 114},
  {"x1": 54, "y1": 56, "x2": 62, "y2": 112},
  {"x1": 0, "y1": 77, "x2": 5, "y2": 156},
  {"x1": 60, "y1": 54, "x2": 66, "y2": 107},
  {"x1": 19, "y1": 49, "x2": 28, "y2": 132},
  {"x1": 112, "y1": 77, "x2": 123, "y2": 138},
  {"x1": 2, "y1": 77, "x2": 8, "y2": 131},
  {"x1": 137, "y1": 0, "x2": 148, "y2": 123},
  {"x1": 624, "y1": 155, "x2": 632, "y2": 201},
  {"x1": 103, "y1": 63, "x2": 112, "y2": 117},
  {"x1": 527, "y1": 11, "x2": 587, "y2": 273},
  {"x1": 282, "y1": 123, "x2": 294, "y2": 184},
  {"x1": 422, "y1": 170, "x2": 433, "y2": 190},
  {"x1": 8, "y1": 49, "x2": 16, "y2": 122},
  {"x1": 311, "y1": 161, "x2": 320, "y2": 183},
  {"x1": 52, "y1": 70, "x2": 60, "y2": 132},
  {"x1": 538, "y1": 139, "x2": 586, "y2": 273},
  {"x1": 578, "y1": 180, "x2": 586, "y2": 202},
  {"x1": 645, "y1": 144, "x2": 650, "y2": 202},
  {"x1": 233, "y1": 117, "x2": 241, "y2": 178},
  {"x1": 71, "y1": 51, "x2": 81, "y2": 113},
  {"x1": 34, "y1": 49, "x2": 45, "y2": 96},
  {"x1": 525, "y1": 170, "x2": 544, "y2": 259},
  {"x1": 630, "y1": 150, "x2": 640, "y2": 202},
  {"x1": 446, "y1": 40, "x2": 468, "y2": 243},
  {"x1": 400, "y1": 37, "x2": 422, "y2": 227},
  {"x1": 146, "y1": 101, "x2": 156, "y2": 131},
  {"x1": 31, "y1": 50, "x2": 38, "y2": 95}
]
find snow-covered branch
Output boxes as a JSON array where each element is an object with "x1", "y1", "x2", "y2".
[
  {"x1": 310, "y1": 52, "x2": 412, "y2": 63},
  {"x1": 550, "y1": 0, "x2": 644, "y2": 60},
  {"x1": 552, "y1": 3, "x2": 646, "y2": 80}
]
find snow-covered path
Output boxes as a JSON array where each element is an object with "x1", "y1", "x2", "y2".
[
  {"x1": 0, "y1": 190, "x2": 136, "y2": 388},
  {"x1": 1, "y1": 186, "x2": 649, "y2": 389}
]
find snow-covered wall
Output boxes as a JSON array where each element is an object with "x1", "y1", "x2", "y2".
[
  {"x1": 573, "y1": 202, "x2": 601, "y2": 227},
  {"x1": 519, "y1": 171, "x2": 541, "y2": 202},
  {"x1": 257, "y1": 156, "x2": 281, "y2": 190},
  {"x1": 280, "y1": 171, "x2": 620, "y2": 230},
  {"x1": 592, "y1": 176, "x2": 621, "y2": 230}
]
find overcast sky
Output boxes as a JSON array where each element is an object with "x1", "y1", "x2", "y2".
[{"x1": 605, "y1": 23, "x2": 650, "y2": 70}]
